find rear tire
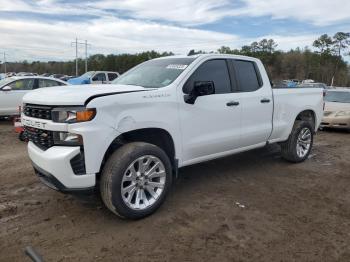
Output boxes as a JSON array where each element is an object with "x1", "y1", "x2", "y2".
[
  {"x1": 280, "y1": 121, "x2": 314, "y2": 163},
  {"x1": 100, "y1": 142, "x2": 173, "y2": 219}
]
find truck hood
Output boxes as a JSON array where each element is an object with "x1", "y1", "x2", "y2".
[{"x1": 23, "y1": 84, "x2": 152, "y2": 106}]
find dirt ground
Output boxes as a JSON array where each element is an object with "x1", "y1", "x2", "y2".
[{"x1": 0, "y1": 120, "x2": 350, "y2": 262}]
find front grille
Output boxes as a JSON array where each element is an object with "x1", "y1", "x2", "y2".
[
  {"x1": 24, "y1": 127, "x2": 54, "y2": 150},
  {"x1": 24, "y1": 104, "x2": 53, "y2": 120}
]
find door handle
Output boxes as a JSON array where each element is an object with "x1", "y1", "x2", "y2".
[
  {"x1": 260, "y1": 98, "x2": 271, "y2": 103},
  {"x1": 226, "y1": 101, "x2": 239, "y2": 107}
]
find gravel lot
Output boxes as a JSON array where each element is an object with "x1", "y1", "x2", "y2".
[{"x1": 1, "y1": 120, "x2": 350, "y2": 261}]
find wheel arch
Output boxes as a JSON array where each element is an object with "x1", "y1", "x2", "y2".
[
  {"x1": 294, "y1": 109, "x2": 317, "y2": 132},
  {"x1": 99, "y1": 127, "x2": 177, "y2": 176}
]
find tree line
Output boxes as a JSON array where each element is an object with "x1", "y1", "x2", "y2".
[
  {"x1": 2, "y1": 32, "x2": 350, "y2": 86},
  {"x1": 215, "y1": 32, "x2": 350, "y2": 86}
]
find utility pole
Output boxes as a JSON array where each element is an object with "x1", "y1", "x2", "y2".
[
  {"x1": 75, "y1": 38, "x2": 78, "y2": 76},
  {"x1": 71, "y1": 38, "x2": 91, "y2": 76},
  {"x1": 71, "y1": 38, "x2": 78, "y2": 76},
  {"x1": 2, "y1": 52, "x2": 7, "y2": 74},
  {"x1": 85, "y1": 40, "x2": 88, "y2": 73}
]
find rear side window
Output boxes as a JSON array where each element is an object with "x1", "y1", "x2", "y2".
[
  {"x1": 184, "y1": 59, "x2": 231, "y2": 94},
  {"x1": 108, "y1": 73, "x2": 118, "y2": 81},
  {"x1": 233, "y1": 60, "x2": 261, "y2": 92},
  {"x1": 38, "y1": 79, "x2": 62, "y2": 89}
]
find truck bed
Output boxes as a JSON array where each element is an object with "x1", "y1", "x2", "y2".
[{"x1": 269, "y1": 87, "x2": 324, "y2": 143}]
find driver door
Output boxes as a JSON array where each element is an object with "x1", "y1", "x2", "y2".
[{"x1": 179, "y1": 59, "x2": 242, "y2": 164}]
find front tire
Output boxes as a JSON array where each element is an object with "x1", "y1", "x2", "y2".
[
  {"x1": 281, "y1": 121, "x2": 314, "y2": 163},
  {"x1": 100, "y1": 142, "x2": 173, "y2": 219}
]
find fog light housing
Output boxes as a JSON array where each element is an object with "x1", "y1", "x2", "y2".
[{"x1": 53, "y1": 132, "x2": 83, "y2": 146}]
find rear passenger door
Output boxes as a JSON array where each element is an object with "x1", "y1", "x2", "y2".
[
  {"x1": 230, "y1": 60, "x2": 273, "y2": 147},
  {"x1": 179, "y1": 59, "x2": 242, "y2": 163}
]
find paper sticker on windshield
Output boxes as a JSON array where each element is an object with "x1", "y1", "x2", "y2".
[{"x1": 166, "y1": 64, "x2": 188, "y2": 70}]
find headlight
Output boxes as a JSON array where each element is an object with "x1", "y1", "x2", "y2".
[
  {"x1": 335, "y1": 111, "x2": 350, "y2": 117},
  {"x1": 53, "y1": 132, "x2": 83, "y2": 146},
  {"x1": 52, "y1": 107, "x2": 96, "y2": 123}
]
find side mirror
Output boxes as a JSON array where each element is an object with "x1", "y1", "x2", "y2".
[
  {"x1": 92, "y1": 76, "x2": 98, "y2": 81},
  {"x1": 2, "y1": 86, "x2": 12, "y2": 91},
  {"x1": 184, "y1": 81, "x2": 215, "y2": 104}
]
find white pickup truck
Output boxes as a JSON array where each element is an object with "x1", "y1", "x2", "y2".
[{"x1": 22, "y1": 54, "x2": 324, "y2": 219}]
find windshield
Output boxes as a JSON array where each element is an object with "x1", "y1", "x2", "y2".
[
  {"x1": 0, "y1": 78, "x2": 14, "y2": 88},
  {"x1": 112, "y1": 58, "x2": 196, "y2": 88},
  {"x1": 80, "y1": 71, "x2": 95, "y2": 78},
  {"x1": 325, "y1": 91, "x2": 350, "y2": 103}
]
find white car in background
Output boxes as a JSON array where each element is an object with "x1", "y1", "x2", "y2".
[{"x1": 0, "y1": 76, "x2": 67, "y2": 117}]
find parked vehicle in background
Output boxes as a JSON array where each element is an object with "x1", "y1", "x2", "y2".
[
  {"x1": 284, "y1": 80, "x2": 298, "y2": 87},
  {"x1": 299, "y1": 82, "x2": 328, "y2": 89},
  {"x1": 6, "y1": 72, "x2": 16, "y2": 77},
  {"x1": 17, "y1": 72, "x2": 37, "y2": 76},
  {"x1": 0, "y1": 76, "x2": 67, "y2": 116},
  {"x1": 60, "y1": 75, "x2": 74, "y2": 82},
  {"x1": 22, "y1": 54, "x2": 324, "y2": 219},
  {"x1": 50, "y1": 74, "x2": 66, "y2": 79},
  {"x1": 67, "y1": 71, "x2": 119, "y2": 85},
  {"x1": 41, "y1": 73, "x2": 52, "y2": 77},
  {"x1": 302, "y1": 79, "x2": 314, "y2": 84},
  {"x1": 290, "y1": 79, "x2": 300, "y2": 84},
  {"x1": 321, "y1": 89, "x2": 350, "y2": 131}
]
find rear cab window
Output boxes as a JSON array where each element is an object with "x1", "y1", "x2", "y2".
[{"x1": 108, "y1": 73, "x2": 118, "y2": 81}]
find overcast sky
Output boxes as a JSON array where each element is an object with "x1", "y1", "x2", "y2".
[{"x1": 0, "y1": 0, "x2": 349, "y2": 61}]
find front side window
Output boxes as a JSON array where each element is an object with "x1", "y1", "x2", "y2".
[
  {"x1": 93, "y1": 73, "x2": 106, "y2": 81},
  {"x1": 9, "y1": 79, "x2": 35, "y2": 90},
  {"x1": 113, "y1": 58, "x2": 195, "y2": 88},
  {"x1": 184, "y1": 59, "x2": 231, "y2": 94},
  {"x1": 233, "y1": 60, "x2": 261, "y2": 92}
]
